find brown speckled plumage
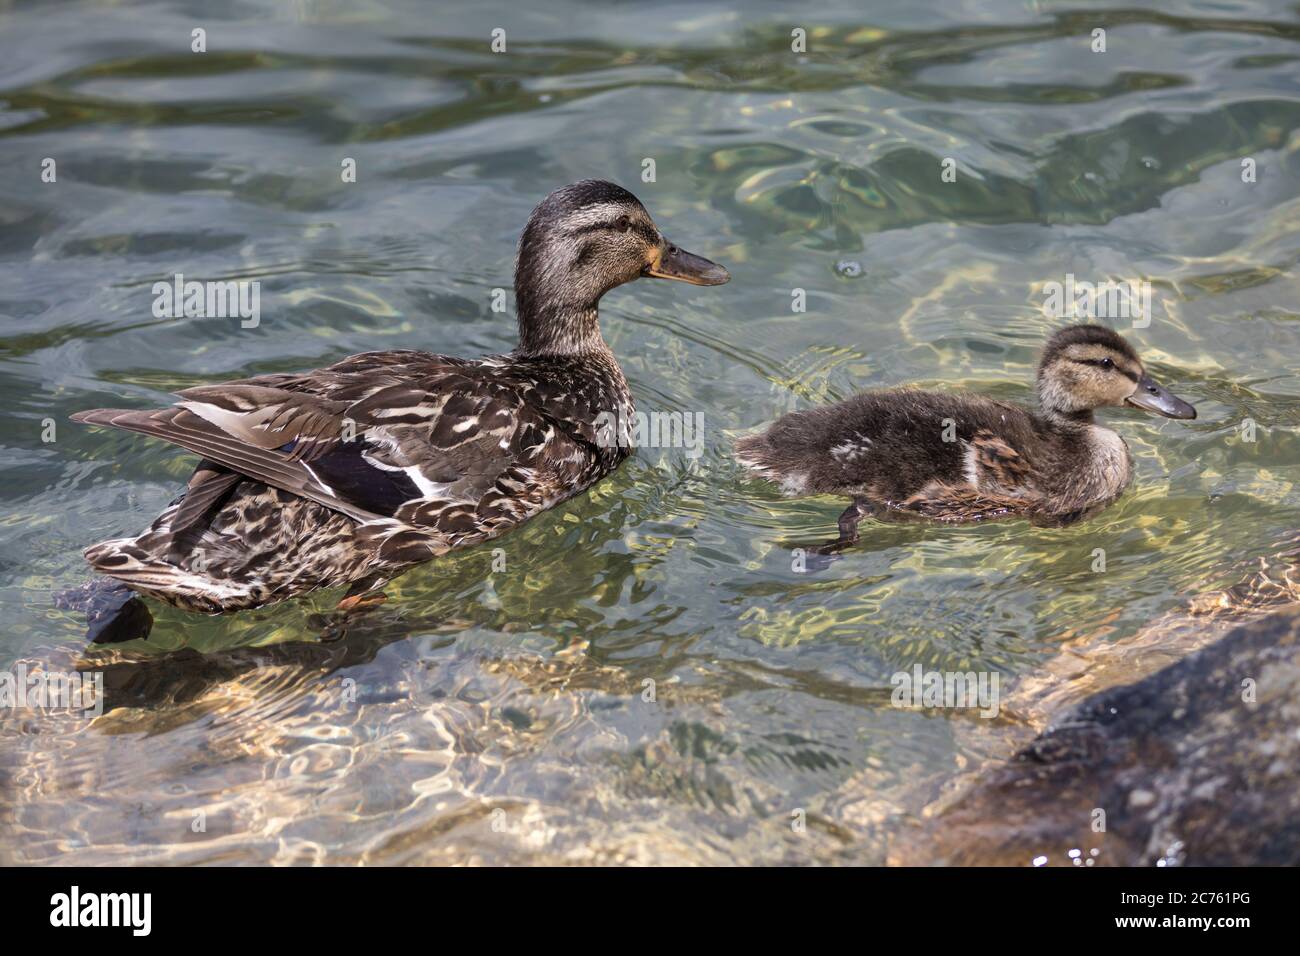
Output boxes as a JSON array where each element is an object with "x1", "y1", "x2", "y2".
[{"x1": 73, "y1": 181, "x2": 728, "y2": 614}]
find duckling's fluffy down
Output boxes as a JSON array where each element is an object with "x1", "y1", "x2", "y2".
[{"x1": 734, "y1": 388, "x2": 1042, "y2": 501}]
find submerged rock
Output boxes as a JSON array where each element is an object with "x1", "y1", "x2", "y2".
[{"x1": 895, "y1": 609, "x2": 1300, "y2": 866}]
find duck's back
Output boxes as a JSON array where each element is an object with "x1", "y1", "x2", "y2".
[
  {"x1": 735, "y1": 388, "x2": 1045, "y2": 502},
  {"x1": 75, "y1": 347, "x2": 635, "y2": 613}
]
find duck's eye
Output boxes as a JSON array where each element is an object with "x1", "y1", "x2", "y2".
[
  {"x1": 614, "y1": 215, "x2": 632, "y2": 233},
  {"x1": 1100, "y1": 357, "x2": 1114, "y2": 369}
]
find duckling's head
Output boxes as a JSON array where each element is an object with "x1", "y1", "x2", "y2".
[
  {"x1": 514, "y1": 180, "x2": 729, "y2": 356},
  {"x1": 1037, "y1": 324, "x2": 1196, "y2": 422}
]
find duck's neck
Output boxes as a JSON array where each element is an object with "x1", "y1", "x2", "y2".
[
  {"x1": 1041, "y1": 407, "x2": 1095, "y2": 430},
  {"x1": 511, "y1": 296, "x2": 634, "y2": 429},
  {"x1": 1038, "y1": 406, "x2": 1132, "y2": 508},
  {"x1": 513, "y1": 230, "x2": 625, "y2": 359},
  {"x1": 514, "y1": 302, "x2": 610, "y2": 359}
]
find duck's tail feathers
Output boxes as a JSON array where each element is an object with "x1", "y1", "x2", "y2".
[
  {"x1": 83, "y1": 538, "x2": 253, "y2": 614},
  {"x1": 733, "y1": 432, "x2": 813, "y2": 497},
  {"x1": 733, "y1": 433, "x2": 776, "y2": 475}
]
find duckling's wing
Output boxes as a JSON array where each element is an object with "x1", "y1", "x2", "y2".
[{"x1": 969, "y1": 429, "x2": 1034, "y2": 489}]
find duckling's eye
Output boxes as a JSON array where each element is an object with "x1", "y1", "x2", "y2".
[{"x1": 1100, "y1": 357, "x2": 1114, "y2": 370}]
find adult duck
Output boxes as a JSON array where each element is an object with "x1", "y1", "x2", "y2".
[{"x1": 73, "y1": 180, "x2": 729, "y2": 621}]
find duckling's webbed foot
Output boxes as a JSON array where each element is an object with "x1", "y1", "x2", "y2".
[
  {"x1": 798, "y1": 498, "x2": 874, "y2": 571},
  {"x1": 836, "y1": 498, "x2": 873, "y2": 543}
]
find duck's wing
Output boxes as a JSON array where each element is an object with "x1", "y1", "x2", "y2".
[
  {"x1": 72, "y1": 355, "x2": 588, "y2": 536},
  {"x1": 72, "y1": 394, "x2": 387, "y2": 524},
  {"x1": 968, "y1": 428, "x2": 1034, "y2": 488}
]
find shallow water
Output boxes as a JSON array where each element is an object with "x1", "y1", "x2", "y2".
[{"x1": 1, "y1": 0, "x2": 1298, "y2": 864}]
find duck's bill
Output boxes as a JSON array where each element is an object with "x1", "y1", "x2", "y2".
[
  {"x1": 644, "y1": 244, "x2": 730, "y2": 286},
  {"x1": 1126, "y1": 373, "x2": 1197, "y2": 420}
]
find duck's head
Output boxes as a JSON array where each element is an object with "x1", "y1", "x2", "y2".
[
  {"x1": 1037, "y1": 324, "x2": 1196, "y2": 422},
  {"x1": 514, "y1": 180, "x2": 729, "y2": 356}
]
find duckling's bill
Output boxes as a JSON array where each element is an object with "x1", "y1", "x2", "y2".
[
  {"x1": 642, "y1": 242, "x2": 730, "y2": 286},
  {"x1": 1125, "y1": 372, "x2": 1197, "y2": 420}
]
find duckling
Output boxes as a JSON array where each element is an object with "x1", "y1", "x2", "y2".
[
  {"x1": 734, "y1": 324, "x2": 1196, "y2": 552},
  {"x1": 72, "y1": 180, "x2": 728, "y2": 627}
]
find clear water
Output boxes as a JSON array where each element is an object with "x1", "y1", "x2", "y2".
[{"x1": 1, "y1": 0, "x2": 1298, "y2": 864}]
